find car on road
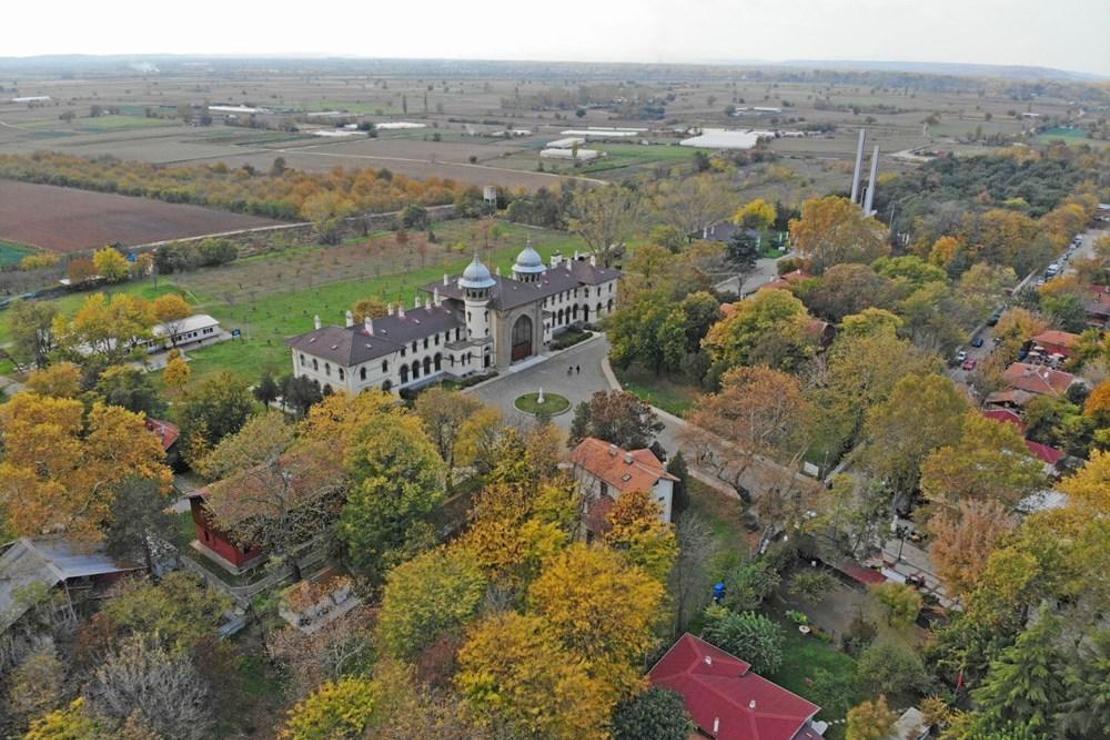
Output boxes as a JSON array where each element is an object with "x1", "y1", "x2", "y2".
[
  {"x1": 987, "y1": 310, "x2": 1002, "y2": 326},
  {"x1": 1046, "y1": 263, "x2": 1060, "y2": 276},
  {"x1": 962, "y1": 357, "x2": 978, "y2": 371},
  {"x1": 955, "y1": 350, "x2": 968, "y2": 364},
  {"x1": 971, "y1": 336, "x2": 985, "y2": 348},
  {"x1": 1036, "y1": 279, "x2": 1046, "y2": 287}
]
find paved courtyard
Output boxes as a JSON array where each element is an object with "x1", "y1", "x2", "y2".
[{"x1": 471, "y1": 334, "x2": 614, "y2": 428}]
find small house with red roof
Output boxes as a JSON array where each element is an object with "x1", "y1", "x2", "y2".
[
  {"x1": 759, "y1": 269, "x2": 812, "y2": 293},
  {"x1": 649, "y1": 633, "x2": 824, "y2": 740},
  {"x1": 145, "y1": 418, "x2": 180, "y2": 452},
  {"x1": 569, "y1": 437, "x2": 678, "y2": 526},
  {"x1": 980, "y1": 409, "x2": 1065, "y2": 473},
  {"x1": 1002, "y1": 362, "x2": 1077, "y2": 398},
  {"x1": 1030, "y1": 330, "x2": 1081, "y2": 359}
]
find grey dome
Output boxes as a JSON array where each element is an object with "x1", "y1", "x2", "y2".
[
  {"x1": 513, "y1": 244, "x2": 546, "y2": 274},
  {"x1": 459, "y1": 256, "x2": 496, "y2": 289}
]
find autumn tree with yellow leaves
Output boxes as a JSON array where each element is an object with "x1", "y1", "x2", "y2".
[{"x1": 0, "y1": 392, "x2": 171, "y2": 541}]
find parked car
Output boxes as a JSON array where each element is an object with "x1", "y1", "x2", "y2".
[
  {"x1": 955, "y1": 350, "x2": 968, "y2": 364},
  {"x1": 987, "y1": 311, "x2": 1002, "y2": 326},
  {"x1": 962, "y1": 357, "x2": 978, "y2": 371},
  {"x1": 971, "y1": 336, "x2": 985, "y2": 348}
]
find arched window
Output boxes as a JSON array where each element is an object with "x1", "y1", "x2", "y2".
[
  {"x1": 434, "y1": 353, "x2": 442, "y2": 371},
  {"x1": 381, "y1": 360, "x2": 388, "y2": 373},
  {"x1": 423, "y1": 356, "x2": 431, "y2": 375},
  {"x1": 607, "y1": 298, "x2": 614, "y2": 312},
  {"x1": 572, "y1": 305, "x2": 579, "y2": 320},
  {"x1": 400, "y1": 365, "x2": 409, "y2": 384},
  {"x1": 411, "y1": 360, "x2": 420, "y2": 380},
  {"x1": 360, "y1": 367, "x2": 367, "y2": 381},
  {"x1": 325, "y1": 362, "x2": 331, "y2": 377},
  {"x1": 423, "y1": 337, "x2": 429, "y2": 349},
  {"x1": 299, "y1": 354, "x2": 306, "y2": 366},
  {"x1": 312, "y1": 358, "x2": 319, "y2": 371},
  {"x1": 338, "y1": 368, "x2": 345, "y2": 381}
]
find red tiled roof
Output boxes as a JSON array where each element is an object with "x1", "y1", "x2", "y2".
[
  {"x1": 836, "y1": 560, "x2": 886, "y2": 586},
  {"x1": 981, "y1": 410, "x2": 1063, "y2": 466},
  {"x1": 145, "y1": 418, "x2": 180, "y2": 451},
  {"x1": 650, "y1": 633, "x2": 820, "y2": 740},
  {"x1": 1024, "y1": 439, "x2": 1065, "y2": 466},
  {"x1": 759, "y1": 270, "x2": 811, "y2": 293},
  {"x1": 569, "y1": 437, "x2": 677, "y2": 495},
  {"x1": 982, "y1": 408, "x2": 1025, "y2": 432},
  {"x1": 1031, "y1": 330, "x2": 1080, "y2": 352},
  {"x1": 1002, "y1": 363, "x2": 1076, "y2": 397}
]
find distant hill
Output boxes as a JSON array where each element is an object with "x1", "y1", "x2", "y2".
[{"x1": 775, "y1": 59, "x2": 1106, "y2": 82}]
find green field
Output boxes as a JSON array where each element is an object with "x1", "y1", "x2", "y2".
[
  {"x1": 615, "y1": 364, "x2": 702, "y2": 417},
  {"x1": 0, "y1": 240, "x2": 38, "y2": 267},
  {"x1": 0, "y1": 221, "x2": 587, "y2": 384}
]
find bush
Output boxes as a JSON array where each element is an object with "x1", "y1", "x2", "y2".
[
  {"x1": 856, "y1": 640, "x2": 930, "y2": 696},
  {"x1": 550, "y1": 328, "x2": 592, "y2": 350},
  {"x1": 196, "y1": 238, "x2": 238, "y2": 267},
  {"x1": 701, "y1": 605, "x2": 785, "y2": 674},
  {"x1": 788, "y1": 570, "x2": 838, "y2": 605},
  {"x1": 613, "y1": 687, "x2": 692, "y2": 740}
]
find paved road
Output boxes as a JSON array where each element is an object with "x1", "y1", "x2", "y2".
[
  {"x1": 714, "y1": 252, "x2": 794, "y2": 297},
  {"x1": 948, "y1": 225, "x2": 1105, "y2": 387}
]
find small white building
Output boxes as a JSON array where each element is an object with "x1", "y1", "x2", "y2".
[
  {"x1": 545, "y1": 136, "x2": 588, "y2": 149},
  {"x1": 570, "y1": 437, "x2": 678, "y2": 528},
  {"x1": 143, "y1": 314, "x2": 222, "y2": 352},
  {"x1": 540, "y1": 147, "x2": 601, "y2": 161}
]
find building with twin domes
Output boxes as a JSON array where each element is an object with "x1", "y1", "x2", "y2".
[{"x1": 286, "y1": 245, "x2": 621, "y2": 395}]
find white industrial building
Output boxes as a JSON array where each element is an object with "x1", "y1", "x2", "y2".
[
  {"x1": 540, "y1": 148, "x2": 602, "y2": 161},
  {"x1": 679, "y1": 128, "x2": 774, "y2": 149}
]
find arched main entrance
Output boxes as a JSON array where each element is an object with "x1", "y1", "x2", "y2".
[{"x1": 511, "y1": 315, "x2": 534, "y2": 362}]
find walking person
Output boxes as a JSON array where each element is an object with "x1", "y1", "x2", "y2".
[{"x1": 575, "y1": 365, "x2": 580, "y2": 375}]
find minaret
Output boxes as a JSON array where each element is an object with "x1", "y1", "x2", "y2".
[{"x1": 850, "y1": 128, "x2": 866, "y2": 204}]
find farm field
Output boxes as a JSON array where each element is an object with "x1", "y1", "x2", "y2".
[
  {"x1": 0, "y1": 58, "x2": 1096, "y2": 201},
  {"x1": 0, "y1": 240, "x2": 38, "y2": 267},
  {"x1": 0, "y1": 180, "x2": 280, "y2": 252}
]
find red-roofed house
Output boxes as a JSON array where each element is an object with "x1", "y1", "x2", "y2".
[
  {"x1": 1031, "y1": 330, "x2": 1081, "y2": 358},
  {"x1": 980, "y1": 409, "x2": 1065, "y2": 471},
  {"x1": 1002, "y1": 362, "x2": 1077, "y2": 397},
  {"x1": 650, "y1": 633, "x2": 823, "y2": 740},
  {"x1": 570, "y1": 437, "x2": 678, "y2": 525},
  {"x1": 758, "y1": 270, "x2": 812, "y2": 294},
  {"x1": 145, "y1": 418, "x2": 180, "y2": 452}
]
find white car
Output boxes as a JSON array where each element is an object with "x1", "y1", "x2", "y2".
[{"x1": 955, "y1": 350, "x2": 968, "y2": 364}]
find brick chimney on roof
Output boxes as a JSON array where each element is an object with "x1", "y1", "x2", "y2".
[{"x1": 345, "y1": 310, "x2": 354, "y2": 328}]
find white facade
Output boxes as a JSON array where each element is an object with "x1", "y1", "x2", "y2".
[{"x1": 288, "y1": 248, "x2": 621, "y2": 396}]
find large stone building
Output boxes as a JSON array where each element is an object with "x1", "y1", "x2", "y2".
[{"x1": 286, "y1": 246, "x2": 620, "y2": 394}]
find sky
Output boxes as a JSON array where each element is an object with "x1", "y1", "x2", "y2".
[{"x1": 6, "y1": 0, "x2": 1110, "y2": 77}]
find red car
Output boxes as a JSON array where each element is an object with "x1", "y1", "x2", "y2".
[{"x1": 962, "y1": 358, "x2": 978, "y2": 371}]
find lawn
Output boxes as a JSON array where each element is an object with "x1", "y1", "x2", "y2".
[
  {"x1": 0, "y1": 240, "x2": 38, "y2": 267},
  {"x1": 768, "y1": 619, "x2": 863, "y2": 731},
  {"x1": 514, "y1": 391, "x2": 570, "y2": 415},
  {"x1": 0, "y1": 220, "x2": 587, "y2": 382},
  {"x1": 684, "y1": 477, "x2": 752, "y2": 552},
  {"x1": 614, "y1": 364, "x2": 703, "y2": 417}
]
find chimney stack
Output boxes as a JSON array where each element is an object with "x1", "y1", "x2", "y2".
[
  {"x1": 345, "y1": 310, "x2": 354, "y2": 328},
  {"x1": 364, "y1": 316, "x2": 374, "y2": 336},
  {"x1": 443, "y1": 273, "x2": 449, "y2": 286},
  {"x1": 590, "y1": 254, "x2": 598, "y2": 267},
  {"x1": 433, "y1": 287, "x2": 441, "y2": 307},
  {"x1": 387, "y1": 303, "x2": 394, "y2": 316},
  {"x1": 398, "y1": 304, "x2": 406, "y2": 319},
  {"x1": 414, "y1": 295, "x2": 421, "y2": 309},
  {"x1": 863, "y1": 145, "x2": 880, "y2": 215},
  {"x1": 313, "y1": 314, "x2": 322, "y2": 330}
]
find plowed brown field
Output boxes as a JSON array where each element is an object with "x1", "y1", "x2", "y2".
[{"x1": 0, "y1": 180, "x2": 281, "y2": 252}]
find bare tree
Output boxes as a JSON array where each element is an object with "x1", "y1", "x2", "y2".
[
  {"x1": 669, "y1": 512, "x2": 719, "y2": 636},
  {"x1": 85, "y1": 636, "x2": 214, "y2": 740},
  {"x1": 567, "y1": 185, "x2": 644, "y2": 267}
]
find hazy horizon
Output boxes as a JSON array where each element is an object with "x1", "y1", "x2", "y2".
[{"x1": 8, "y1": 0, "x2": 1110, "y2": 77}]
